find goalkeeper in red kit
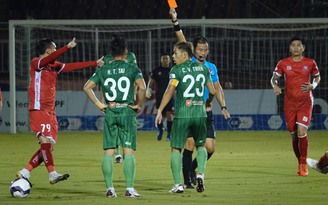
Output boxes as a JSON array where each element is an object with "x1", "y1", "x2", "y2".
[
  {"x1": 16, "y1": 37, "x2": 104, "y2": 184},
  {"x1": 271, "y1": 37, "x2": 321, "y2": 176}
]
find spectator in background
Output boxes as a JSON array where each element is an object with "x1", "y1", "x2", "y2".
[
  {"x1": 16, "y1": 37, "x2": 104, "y2": 184},
  {"x1": 224, "y1": 81, "x2": 233, "y2": 89},
  {"x1": 271, "y1": 36, "x2": 321, "y2": 176},
  {"x1": 146, "y1": 52, "x2": 174, "y2": 141},
  {"x1": 84, "y1": 34, "x2": 146, "y2": 197}
]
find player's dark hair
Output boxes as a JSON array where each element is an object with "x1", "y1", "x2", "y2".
[
  {"x1": 36, "y1": 38, "x2": 55, "y2": 55},
  {"x1": 174, "y1": 42, "x2": 193, "y2": 57},
  {"x1": 289, "y1": 37, "x2": 305, "y2": 46},
  {"x1": 110, "y1": 33, "x2": 126, "y2": 56},
  {"x1": 192, "y1": 35, "x2": 208, "y2": 49}
]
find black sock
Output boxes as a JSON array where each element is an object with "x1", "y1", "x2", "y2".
[
  {"x1": 158, "y1": 122, "x2": 163, "y2": 131},
  {"x1": 182, "y1": 149, "x2": 193, "y2": 185},
  {"x1": 167, "y1": 121, "x2": 173, "y2": 134},
  {"x1": 191, "y1": 152, "x2": 213, "y2": 171}
]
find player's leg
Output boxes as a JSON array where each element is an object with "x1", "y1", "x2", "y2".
[
  {"x1": 190, "y1": 110, "x2": 215, "y2": 184},
  {"x1": 316, "y1": 151, "x2": 328, "y2": 173},
  {"x1": 46, "y1": 113, "x2": 69, "y2": 184},
  {"x1": 193, "y1": 117, "x2": 207, "y2": 193},
  {"x1": 115, "y1": 144, "x2": 122, "y2": 163},
  {"x1": 169, "y1": 118, "x2": 188, "y2": 193},
  {"x1": 285, "y1": 109, "x2": 302, "y2": 175},
  {"x1": 165, "y1": 99, "x2": 174, "y2": 141},
  {"x1": 119, "y1": 114, "x2": 140, "y2": 197},
  {"x1": 102, "y1": 116, "x2": 118, "y2": 197},
  {"x1": 156, "y1": 99, "x2": 164, "y2": 141},
  {"x1": 295, "y1": 108, "x2": 312, "y2": 176},
  {"x1": 182, "y1": 137, "x2": 195, "y2": 188}
]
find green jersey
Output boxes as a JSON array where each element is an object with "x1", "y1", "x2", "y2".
[
  {"x1": 103, "y1": 51, "x2": 137, "y2": 66},
  {"x1": 89, "y1": 60, "x2": 143, "y2": 116},
  {"x1": 169, "y1": 60, "x2": 212, "y2": 118}
]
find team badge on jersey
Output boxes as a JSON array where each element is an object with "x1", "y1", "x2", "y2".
[
  {"x1": 109, "y1": 102, "x2": 116, "y2": 108},
  {"x1": 287, "y1": 66, "x2": 292, "y2": 70},
  {"x1": 303, "y1": 66, "x2": 308, "y2": 70},
  {"x1": 186, "y1": 100, "x2": 192, "y2": 107}
]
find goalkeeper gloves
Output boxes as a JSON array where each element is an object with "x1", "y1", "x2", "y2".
[
  {"x1": 95, "y1": 101, "x2": 107, "y2": 112},
  {"x1": 146, "y1": 88, "x2": 152, "y2": 98}
]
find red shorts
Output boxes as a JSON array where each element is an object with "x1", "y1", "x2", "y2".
[
  {"x1": 284, "y1": 107, "x2": 312, "y2": 132},
  {"x1": 29, "y1": 110, "x2": 58, "y2": 142}
]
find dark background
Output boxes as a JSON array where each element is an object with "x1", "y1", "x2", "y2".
[{"x1": 1, "y1": 0, "x2": 328, "y2": 21}]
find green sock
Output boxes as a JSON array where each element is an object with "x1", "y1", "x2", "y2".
[
  {"x1": 123, "y1": 154, "x2": 136, "y2": 188},
  {"x1": 196, "y1": 147, "x2": 207, "y2": 174},
  {"x1": 171, "y1": 152, "x2": 182, "y2": 185},
  {"x1": 102, "y1": 155, "x2": 114, "y2": 188}
]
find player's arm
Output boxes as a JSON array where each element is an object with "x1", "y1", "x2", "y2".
[
  {"x1": 83, "y1": 80, "x2": 107, "y2": 112},
  {"x1": 130, "y1": 78, "x2": 146, "y2": 113},
  {"x1": 271, "y1": 72, "x2": 282, "y2": 95},
  {"x1": 169, "y1": 8, "x2": 186, "y2": 42},
  {"x1": 146, "y1": 76, "x2": 154, "y2": 98},
  {"x1": 61, "y1": 56, "x2": 104, "y2": 72},
  {"x1": 301, "y1": 74, "x2": 321, "y2": 92},
  {"x1": 155, "y1": 82, "x2": 176, "y2": 127},
  {"x1": 213, "y1": 81, "x2": 230, "y2": 119},
  {"x1": 37, "y1": 38, "x2": 76, "y2": 68}
]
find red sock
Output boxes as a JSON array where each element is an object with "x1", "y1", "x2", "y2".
[
  {"x1": 25, "y1": 149, "x2": 44, "y2": 171},
  {"x1": 298, "y1": 136, "x2": 308, "y2": 164},
  {"x1": 40, "y1": 143, "x2": 55, "y2": 172},
  {"x1": 292, "y1": 134, "x2": 300, "y2": 163},
  {"x1": 318, "y1": 153, "x2": 328, "y2": 169}
]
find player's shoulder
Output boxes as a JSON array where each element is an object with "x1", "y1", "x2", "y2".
[{"x1": 204, "y1": 60, "x2": 217, "y2": 70}]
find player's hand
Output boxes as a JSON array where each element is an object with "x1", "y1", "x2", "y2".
[
  {"x1": 300, "y1": 82, "x2": 312, "y2": 92},
  {"x1": 67, "y1": 37, "x2": 77, "y2": 48},
  {"x1": 95, "y1": 101, "x2": 107, "y2": 112},
  {"x1": 205, "y1": 101, "x2": 212, "y2": 111},
  {"x1": 155, "y1": 113, "x2": 163, "y2": 127},
  {"x1": 222, "y1": 109, "x2": 230, "y2": 120},
  {"x1": 145, "y1": 88, "x2": 152, "y2": 99},
  {"x1": 273, "y1": 85, "x2": 282, "y2": 95},
  {"x1": 169, "y1": 8, "x2": 177, "y2": 21},
  {"x1": 97, "y1": 56, "x2": 104, "y2": 67},
  {"x1": 129, "y1": 104, "x2": 142, "y2": 113}
]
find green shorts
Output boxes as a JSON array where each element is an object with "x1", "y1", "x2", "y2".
[
  {"x1": 103, "y1": 114, "x2": 137, "y2": 150},
  {"x1": 170, "y1": 117, "x2": 207, "y2": 149}
]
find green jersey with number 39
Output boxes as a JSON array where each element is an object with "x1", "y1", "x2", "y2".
[
  {"x1": 89, "y1": 60, "x2": 143, "y2": 115},
  {"x1": 169, "y1": 60, "x2": 212, "y2": 118}
]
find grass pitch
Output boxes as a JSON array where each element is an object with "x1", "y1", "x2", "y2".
[{"x1": 0, "y1": 130, "x2": 326, "y2": 205}]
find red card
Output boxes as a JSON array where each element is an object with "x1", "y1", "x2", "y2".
[{"x1": 167, "y1": 0, "x2": 178, "y2": 8}]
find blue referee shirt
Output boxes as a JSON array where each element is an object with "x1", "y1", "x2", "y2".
[{"x1": 191, "y1": 56, "x2": 219, "y2": 101}]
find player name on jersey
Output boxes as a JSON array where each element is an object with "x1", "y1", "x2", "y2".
[{"x1": 107, "y1": 68, "x2": 126, "y2": 75}]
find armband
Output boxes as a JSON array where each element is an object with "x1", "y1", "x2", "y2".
[
  {"x1": 172, "y1": 19, "x2": 178, "y2": 23},
  {"x1": 221, "y1": 106, "x2": 227, "y2": 110},
  {"x1": 173, "y1": 24, "x2": 181, "y2": 31}
]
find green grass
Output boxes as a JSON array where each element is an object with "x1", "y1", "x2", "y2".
[{"x1": 0, "y1": 131, "x2": 327, "y2": 205}]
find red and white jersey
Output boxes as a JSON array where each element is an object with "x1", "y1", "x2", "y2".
[
  {"x1": 274, "y1": 56, "x2": 320, "y2": 109},
  {"x1": 28, "y1": 45, "x2": 97, "y2": 113}
]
